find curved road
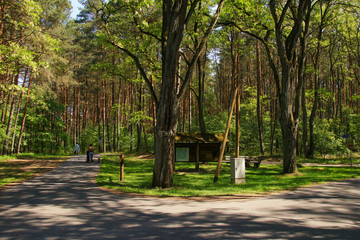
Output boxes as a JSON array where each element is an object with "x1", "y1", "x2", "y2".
[{"x1": 0, "y1": 155, "x2": 359, "y2": 239}]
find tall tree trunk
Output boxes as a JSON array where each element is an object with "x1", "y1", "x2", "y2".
[
  {"x1": 104, "y1": 0, "x2": 225, "y2": 188},
  {"x1": 197, "y1": 55, "x2": 206, "y2": 134},
  {"x1": 10, "y1": 69, "x2": 29, "y2": 154},
  {"x1": 129, "y1": 82, "x2": 133, "y2": 152},
  {"x1": 152, "y1": 0, "x2": 225, "y2": 188},
  {"x1": 136, "y1": 83, "x2": 143, "y2": 153},
  {"x1": 193, "y1": 4, "x2": 206, "y2": 135},
  {"x1": 188, "y1": 82, "x2": 192, "y2": 132},
  {"x1": 117, "y1": 80, "x2": 122, "y2": 152},
  {"x1": 269, "y1": 99, "x2": 278, "y2": 156},
  {"x1": 112, "y1": 78, "x2": 116, "y2": 152},
  {"x1": 0, "y1": 68, "x2": 11, "y2": 124},
  {"x1": 302, "y1": 81, "x2": 308, "y2": 156},
  {"x1": 3, "y1": 73, "x2": 19, "y2": 154},
  {"x1": 16, "y1": 71, "x2": 33, "y2": 154},
  {"x1": 256, "y1": 40, "x2": 265, "y2": 155},
  {"x1": 73, "y1": 87, "x2": 77, "y2": 147},
  {"x1": 268, "y1": 0, "x2": 311, "y2": 173},
  {"x1": 102, "y1": 80, "x2": 107, "y2": 153},
  {"x1": 143, "y1": 126, "x2": 149, "y2": 152},
  {"x1": 152, "y1": 0, "x2": 187, "y2": 187}
]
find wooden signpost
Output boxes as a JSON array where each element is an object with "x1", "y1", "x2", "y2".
[
  {"x1": 119, "y1": 153, "x2": 124, "y2": 181},
  {"x1": 214, "y1": 86, "x2": 240, "y2": 183}
]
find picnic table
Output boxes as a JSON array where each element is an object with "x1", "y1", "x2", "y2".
[{"x1": 224, "y1": 156, "x2": 264, "y2": 168}]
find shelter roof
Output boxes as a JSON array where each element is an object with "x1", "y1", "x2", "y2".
[{"x1": 175, "y1": 132, "x2": 224, "y2": 143}]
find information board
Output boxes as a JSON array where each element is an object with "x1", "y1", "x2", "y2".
[{"x1": 176, "y1": 147, "x2": 190, "y2": 162}]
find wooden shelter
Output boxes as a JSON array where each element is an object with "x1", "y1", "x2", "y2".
[{"x1": 175, "y1": 132, "x2": 224, "y2": 170}]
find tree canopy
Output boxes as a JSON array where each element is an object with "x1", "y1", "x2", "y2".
[{"x1": 1, "y1": 0, "x2": 360, "y2": 187}]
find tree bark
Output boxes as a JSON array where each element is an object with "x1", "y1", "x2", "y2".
[
  {"x1": 256, "y1": 40, "x2": 265, "y2": 155},
  {"x1": 105, "y1": 0, "x2": 225, "y2": 188},
  {"x1": 152, "y1": 0, "x2": 225, "y2": 188},
  {"x1": 268, "y1": 0, "x2": 311, "y2": 173},
  {"x1": 3, "y1": 72, "x2": 19, "y2": 154},
  {"x1": 197, "y1": 56, "x2": 206, "y2": 134},
  {"x1": 10, "y1": 69, "x2": 28, "y2": 154},
  {"x1": 16, "y1": 71, "x2": 33, "y2": 154}
]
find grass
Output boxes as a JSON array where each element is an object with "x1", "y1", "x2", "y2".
[
  {"x1": 1, "y1": 153, "x2": 359, "y2": 197},
  {"x1": 97, "y1": 154, "x2": 360, "y2": 197},
  {"x1": 296, "y1": 154, "x2": 360, "y2": 165},
  {"x1": 0, "y1": 154, "x2": 69, "y2": 189}
]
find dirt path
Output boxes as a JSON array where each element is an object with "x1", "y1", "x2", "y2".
[{"x1": 0, "y1": 155, "x2": 359, "y2": 239}]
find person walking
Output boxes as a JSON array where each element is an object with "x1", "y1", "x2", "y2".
[
  {"x1": 87, "y1": 144, "x2": 94, "y2": 163},
  {"x1": 73, "y1": 143, "x2": 80, "y2": 155}
]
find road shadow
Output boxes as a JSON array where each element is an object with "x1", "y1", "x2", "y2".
[{"x1": 0, "y1": 156, "x2": 359, "y2": 239}]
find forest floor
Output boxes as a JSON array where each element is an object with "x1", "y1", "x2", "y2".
[{"x1": 0, "y1": 155, "x2": 68, "y2": 190}]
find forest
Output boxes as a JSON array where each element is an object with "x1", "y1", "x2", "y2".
[{"x1": 1, "y1": 0, "x2": 360, "y2": 187}]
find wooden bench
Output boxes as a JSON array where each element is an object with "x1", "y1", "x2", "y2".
[
  {"x1": 224, "y1": 156, "x2": 264, "y2": 168},
  {"x1": 245, "y1": 156, "x2": 264, "y2": 168}
]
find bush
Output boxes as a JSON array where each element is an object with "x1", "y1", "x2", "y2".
[{"x1": 314, "y1": 119, "x2": 348, "y2": 156}]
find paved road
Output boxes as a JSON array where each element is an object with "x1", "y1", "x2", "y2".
[{"x1": 0, "y1": 155, "x2": 359, "y2": 239}]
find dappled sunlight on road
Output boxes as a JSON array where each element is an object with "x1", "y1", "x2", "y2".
[{"x1": 0, "y1": 155, "x2": 359, "y2": 239}]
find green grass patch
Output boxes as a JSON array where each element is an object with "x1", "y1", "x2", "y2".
[
  {"x1": 0, "y1": 154, "x2": 68, "y2": 189},
  {"x1": 97, "y1": 155, "x2": 360, "y2": 197},
  {"x1": 296, "y1": 155, "x2": 360, "y2": 164}
]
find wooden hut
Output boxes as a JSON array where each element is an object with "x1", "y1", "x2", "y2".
[{"x1": 175, "y1": 132, "x2": 224, "y2": 170}]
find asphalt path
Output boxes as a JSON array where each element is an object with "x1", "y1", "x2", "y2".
[{"x1": 0, "y1": 155, "x2": 359, "y2": 239}]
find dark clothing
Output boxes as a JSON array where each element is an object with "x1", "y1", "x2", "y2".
[{"x1": 86, "y1": 146, "x2": 94, "y2": 162}]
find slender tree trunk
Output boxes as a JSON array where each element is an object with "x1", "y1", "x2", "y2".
[
  {"x1": 0, "y1": 68, "x2": 11, "y2": 124},
  {"x1": 302, "y1": 81, "x2": 308, "y2": 156},
  {"x1": 112, "y1": 79, "x2": 116, "y2": 152},
  {"x1": 193, "y1": 6, "x2": 206, "y2": 135},
  {"x1": 270, "y1": 99, "x2": 278, "y2": 156},
  {"x1": 188, "y1": 83, "x2": 192, "y2": 132},
  {"x1": 137, "y1": 83, "x2": 142, "y2": 153},
  {"x1": 143, "y1": 126, "x2": 149, "y2": 152},
  {"x1": 117, "y1": 80, "x2": 122, "y2": 152},
  {"x1": 3, "y1": 73, "x2": 19, "y2": 154},
  {"x1": 16, "y1": 71, "x2": 33, "y2": 154},
  {"x1": 129, "y1": 82, "x2": 133, "y2": 152},
  {"x1": 197, "y1": 55, "x2": 206, "y2": 134},
  {"x1": 256, "y1": 40, "x2": 265, "y2": 155},
  {"x1": 10, "y1": 69, "x2": 28, "y2": 154}
]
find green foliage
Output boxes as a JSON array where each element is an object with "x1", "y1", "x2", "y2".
[
  {"x1": 79, "y1": 125, "x2": 99, "y2": 153},
  {"x1": 23, "y1": 95, "x2": 69, "y2": 154},
  {"x1": 314, "y1": 119, "x2": 348, "y2": 156},
  {"x1": 204, "y1": 111, "x2": 228, "y2": 133}
]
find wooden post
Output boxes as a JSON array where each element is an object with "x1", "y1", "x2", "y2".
[
  {"x1": 235, "y1": 50, "x2": 240, "y2": 158},
  {"x1": 196, "y1": 143, "x2": 200, "y2": 171},
  {"x1": 119, "y1": 153, "x2": 124, "y2": 181},
  {"x1": 214, "y1": 86, "x2": 240, "y2": 183},
  {"x1": 235, "y1": 90, "x2": 240, "y2": 158}
]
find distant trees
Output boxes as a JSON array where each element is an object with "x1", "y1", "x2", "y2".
[
  {"x1": 0, "y1": 0, "x2": 71, "y2": 154},
  {"x1": 85, "y1": 0, "x2": 225, "y2": 187},
  {"x1": 1, "y1": 0, "x2": 360, "y2": 183}
]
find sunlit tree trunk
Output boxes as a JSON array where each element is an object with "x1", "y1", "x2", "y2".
[{"x1": 16, "y1": 71, "x2": 33, "y2": 154}]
